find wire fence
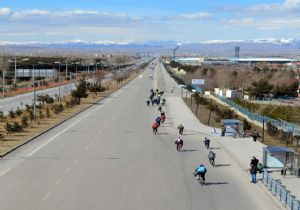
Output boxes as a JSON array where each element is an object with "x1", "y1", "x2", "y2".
[
  {"x1": 214, "y1": 94, "x2": 300, "y2": 136},
  {"x1": 263, "y1": 171, "x2": 300, "y2": 210}
]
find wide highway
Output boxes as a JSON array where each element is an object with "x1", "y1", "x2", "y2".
[{"x1": 0, "y1": 59, "x2": 283, "y2": 210}]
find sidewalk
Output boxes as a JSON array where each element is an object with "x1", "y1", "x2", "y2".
[{"x1": 158, "y1": 62, "x2": 300, "y2": 202}]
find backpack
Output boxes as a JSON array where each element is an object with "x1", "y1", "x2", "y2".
[{"x1": 197, "y1": 167, "x2": 206, "y2": 173}]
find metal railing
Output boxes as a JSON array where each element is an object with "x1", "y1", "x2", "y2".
[
  {"x1": 214, "y1": 94, "x2": 300, "y2": 136},
  {"x1": 263, "y1": 171, "x2": 300, "y2": 210}
]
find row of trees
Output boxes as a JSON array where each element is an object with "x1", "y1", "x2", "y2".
[{"x1": 170, "y1": 61, "x2": 299, "y2": 99}]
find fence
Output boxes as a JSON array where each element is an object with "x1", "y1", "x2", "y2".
[
  {"x1": 214, "y1": 94, "x2": 300, "y2": 136},
  {"x1": 263, "y1": 171, "x2": 300, "y2": 210}
]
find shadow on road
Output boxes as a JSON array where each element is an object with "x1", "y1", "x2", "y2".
[
  {"x1": 214, "y1": 164, "x2": 231, "y2": 167},
  {"x1": 205, "y1": 182, "x2": 228, "y2": 186},
  {"x1": 157, "y1": 132, "x2": 169, "y2": 135},
  {"x1": 182, "y1": 133, "x2": 195, "y2": 136},
  {"x1": 180, "y1": 149, "x2": 198, "y2": 152}
]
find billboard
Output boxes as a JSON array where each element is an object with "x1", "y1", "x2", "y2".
[
  {"x1": 192, "y1": 79, "x2": 205, "y2": 85},
  {"x1": 16, "y1": 69, "x2": 56, "y2": 78}
]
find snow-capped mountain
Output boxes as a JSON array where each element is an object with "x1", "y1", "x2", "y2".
[{"x1": 0, "y1": 38, "x2": 300, "y2": 56}]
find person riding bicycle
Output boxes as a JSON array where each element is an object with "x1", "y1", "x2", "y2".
[
  {"x1": 160, "y1": 111, "x2": 166, "y2": 122},
  {"x1": 208, "y1": 151, "x2": 216, "y2": 165},
  {"x1": 194, "y1": 164, "x2": 207, "y2": 182},
  {"x1": 158, "y1": 105, "x2": 162, "y2": 112},
  {"x1": 175, "y1": 137, "x2": 183, "y2": 151},
  {"x1": 152, "y1": 122, "x2": 159, "y2": 133},
  {"x1": 178, "y1": 124, "x2": 184, "y2": 135},
  {"x1": 203, "y1": 137, "x2": 210, "y2": 149},
  {"x1": 156, "y1": 116, "x2": 161, "y2": 126}
]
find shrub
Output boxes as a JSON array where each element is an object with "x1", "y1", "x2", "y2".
[
  {"x1": 220, "y1": 108, "x2": 234, "y2": 119},
  {"x1": 243, "y1": 119, "x2": 252, "y2": 131},
  {"x1": 46, "y1": 107, "x2": 51, "y2": 118},
  {"x1": 38, "y1": 109, "x2": 44, "y2": 119},
  {"x1": 5, "y1": 122, "x2": 13, "y2": 134},
  {"x1": 214, "y1": 116, "x2": 221, "y2": 123},
  {"x1": 15, "y1": 107, "x2": 22, "y2": 116},
  {"x1": 0, "y1": 111, "x2": 4, "y2": 121},
  {"x1": 51, "y1": 104, "x2": 64, "y2": 114},
  {"x1": 21, "y1": 115, "x2": 29, "y2": 127},
  {"x1": 0, "y1": 125, "x2": 6, "y2": 138},
  {"x1": 29, "y1": 111, "x2": 35, "y2": 122},
  {"x1": 9, "y1": 110, "x2": 15, "y2": 118}
]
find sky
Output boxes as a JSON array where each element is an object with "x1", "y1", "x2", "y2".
[{"x1": 0, "y1": 0, "x2": 299, "y2": 43}]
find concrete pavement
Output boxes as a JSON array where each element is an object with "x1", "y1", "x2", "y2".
[{"x1": 157, "y1": 60, "x2": 299, "y2": 207}]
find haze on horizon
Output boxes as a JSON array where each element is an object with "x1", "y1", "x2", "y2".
[{"x1": 0, "y1": 0, "x2": 300, "y2": 44}]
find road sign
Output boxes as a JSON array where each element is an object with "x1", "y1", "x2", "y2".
[{"x1": 192, "y1": 79, "x2": 204, "y2": 85}]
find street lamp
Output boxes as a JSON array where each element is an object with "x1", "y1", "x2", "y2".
[{"x1": 54, "y1": 61, "x2": 61, "y2": 103}]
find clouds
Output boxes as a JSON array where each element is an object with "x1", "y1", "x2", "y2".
[
  {"x1": 0, "y1": 7, "x2": 11, "y2": 16},
  {"x1": 177, "y1": 12, "x2": 212, "y2": 20},
  {"x1": 1, "y1": 1, "x2": 300, "y2": 43}
]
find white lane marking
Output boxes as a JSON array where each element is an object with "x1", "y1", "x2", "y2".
[
  {"x1": 41, "y1": 192, "x2": 50, "y2": 202},
  {"x1": 54, "y1": 178, "x2": 62, "y2": 186},
  {"x1": 0, "y1": 169, "x2": 10, "y2": 176},
  {"x1": 27, "y1": 120, "x2": 80, "y2": 157},
  {"x1": 65, "y1": 167, "x2": 71, "y2": 173}
]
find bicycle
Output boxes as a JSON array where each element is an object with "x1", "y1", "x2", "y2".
[{"x1": 209, "y1": 158, "x2": 215, "y2": 167}]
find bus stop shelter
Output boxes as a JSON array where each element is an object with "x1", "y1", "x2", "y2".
[
  {"x1": 263, "y1": 146, "x2": 300, "y2": 176},
  {"x1": 222, "y1": 119, "x2": 244, "y2": 138}
]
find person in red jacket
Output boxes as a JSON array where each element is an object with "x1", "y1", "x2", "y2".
[{"x1": 152, "y1": 122, "x2": 159, "y2": 134}]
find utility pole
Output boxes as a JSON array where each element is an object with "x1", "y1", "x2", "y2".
[
  {"x1": 65, "y1": 58, "x2": 68, "y2": 79},
  {"x1": 14, "y1": 57, "x2": 17, "y2": 85},
  {"x1": 2, "y1": 66, "x2": 5, "y2": 98},
  {"x1": 32, "y1": 64, "x2": 36, "y2": 117}
]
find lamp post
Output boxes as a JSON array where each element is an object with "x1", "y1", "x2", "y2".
[
  {"x1": 2, "y1": 67, "x2": 5, "y2": 97},
  {"x1": 32, "y1": 64, "x2": 36, "y2": 117},
  {"x1": 54, "y1": 62, "x2": 61, "y2": 103},
  {"x1": 8, "y1": 57, "x2": 29, "y2": 88}
]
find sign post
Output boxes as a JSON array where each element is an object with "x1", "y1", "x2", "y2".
[{"x1": 192, "y1": 79, "x2": 205, "y2": 93}]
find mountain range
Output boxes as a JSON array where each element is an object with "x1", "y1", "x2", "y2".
[{"x1": 1, "y1": 38, "x2": 300, "y2": 57}]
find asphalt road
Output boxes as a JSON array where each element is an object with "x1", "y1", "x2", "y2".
[
  {"x1": 0, "y1": 64, "x2": 142, "y2": 114},
  {"x1": 0, "y1": 59, "x2": 283, "y2": 210}
]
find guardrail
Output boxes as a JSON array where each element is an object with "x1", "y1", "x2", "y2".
[
  {"x1": 263, "y1": 171, "x2": 300, "y2": 210},
  {"x1": 214, "y1": 94, "x2": 300, "y2": 136}
]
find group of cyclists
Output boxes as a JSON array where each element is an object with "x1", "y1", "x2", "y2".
[
  {"x1": 148, "y1": 89, "x2": 167, "y2": 135},
  {"x1": 147, "y1": 88, "x2": 217, "y2": 186}
]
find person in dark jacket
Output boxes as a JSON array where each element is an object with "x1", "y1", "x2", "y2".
[
  {"x1": 250, "y1": 156, "x2": 259, "y2": 168},
  {"x1": 250, "y1": 165, "x2": 257, "y2": 183}
]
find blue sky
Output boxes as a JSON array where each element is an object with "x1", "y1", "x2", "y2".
[{"x1": 0, "y1": 0, "x2": 299, "y2": 43}]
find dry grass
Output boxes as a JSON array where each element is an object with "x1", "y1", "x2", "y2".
[
  {"x1": 183, "y1": 97, "x2": 297, "y2": 151},
  {"x1": 0, "y1": 69, "x2": 142, "y2": 155}
]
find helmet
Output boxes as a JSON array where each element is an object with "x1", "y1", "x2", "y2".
[{"x1": 200, "y1": 164, "x2": 204, "y2": 167}]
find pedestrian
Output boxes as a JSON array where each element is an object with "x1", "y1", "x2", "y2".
[
  {"x1": 250, "y1": 165, "x2": 257, "y2": 183},
  {"x1": 250, "y1": 156, "x2": 259, "y2": 168},
  {"x1": 203, "y1": 137, "x2": 210, "y2": 149},
  {"x1": 221, "y1": 126, "x2": 226, "y2": 136},
  {"x1": 252, "y1": 129, "x2": 259, "y2": 142}
]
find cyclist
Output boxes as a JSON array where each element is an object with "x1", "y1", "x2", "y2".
[
  {"x1": 160, "y1": 114, "x2": 166, "y2": 123},
  {"x1": 208, "y1": 151, "x2": 216, "y2": 166},
  {"x1": 194, "y1": 164, "x2": 207, "y2": 184},
  {"x1": 178, "y1": 124, "x2": 184, "y2": 135},
  {"x1": 158, "y1": 105, "x2": 162, "y2": 112},
  {"x1": 175, "y1": 137, "x2": 183, "y2": 151},
  {"x1": 203, "y1": 137, "x2": 210, "y2": 149},
  {"x1": 152, "y1": 122, "x2": 159, "y2": 134},
  {"x1": 156, "y1": 116, "x2": 161, "y2": 126}
]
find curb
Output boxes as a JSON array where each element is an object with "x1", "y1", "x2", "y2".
[{"x1": 0, "y1": 72, "x2": 142, "y2": 158}]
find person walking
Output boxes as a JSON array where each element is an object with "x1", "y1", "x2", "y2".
[
  {"x1": 250, "y1": 164, "x2": 257, "y2": 183},
  {"x1": 250, "y1": 156, "x2": 259, "y2": 168}
]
